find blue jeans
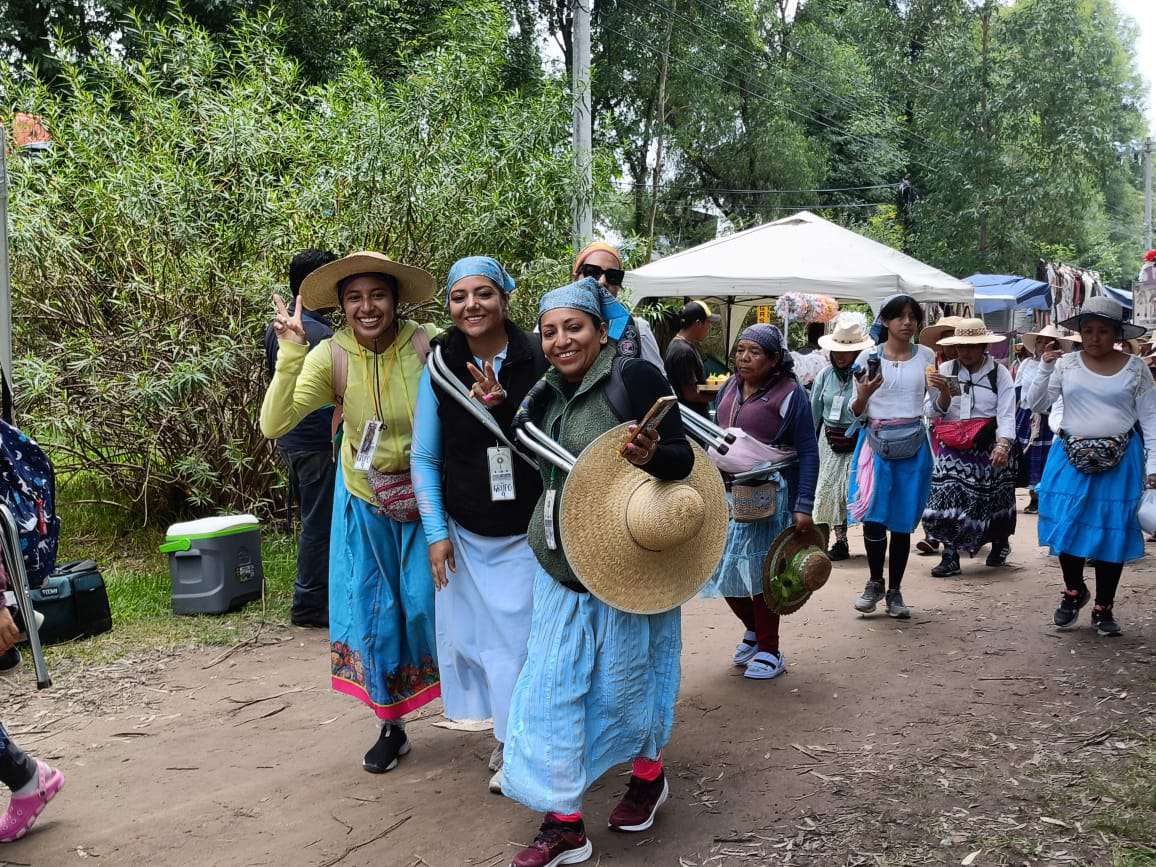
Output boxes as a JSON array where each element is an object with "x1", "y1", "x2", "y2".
[
  {"x1": 282, "y1": 449, "x2": 336, "y2": 623},
  {"x1": 0, "y1": 721, "x2": 35, "y2": 790}
]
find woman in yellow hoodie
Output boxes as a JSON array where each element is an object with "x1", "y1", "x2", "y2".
[{"x1": 261, "y1": 251, "x2": 440, "y2": 774}]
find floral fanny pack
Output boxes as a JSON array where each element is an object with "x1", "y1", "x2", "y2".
[
  {"x1": 366, "y1": 468, "x2": 420, "y2": 522},
  {"x1": 1061, "y1": 432, "x2": 1130, "y2": 475}
]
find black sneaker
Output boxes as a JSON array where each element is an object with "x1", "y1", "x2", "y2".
[
  {"x1": 853, "y1": 579, "x2": 886, "y2": 613},
  {"x1": 0, "y1": 646, "x2": 20, "y2": 674},
  {"x1": 885, "y1": 589, "x2": 911, "y2": 619},
  {"x1": 291, "y1": 612, "x2": 328, "y2": 629},
  {"x1": 915, "y1": 538, "x2": 940, "y2": 556},
  {"x1": 1091, "y1": 605, "x2": 1122, "y2": 637},
  {"x1": 363, "y1": 724, "x2": 410, "y2": 773},
  {"x1": 828, "y1": 540, "x2": 850, "y2": 561},
  {"x1": 985, "y1": 543, "x2": 1011, "y2": 568},
  {"x1": 931, "y1": 551, "x2": 961, "y2": 577},
  {"x1": 1024, "y1": 491, "x2": 1038, "y2": 514},
  {"x1": 1053, "y1": 586, "x2": 1090, "y2": 628}
]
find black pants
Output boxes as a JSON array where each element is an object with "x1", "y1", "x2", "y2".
[
  {"x1": 282, "y1": 449, "x2": 336, "y2": 622},
  {"x1": 0, "y1": 722, "x2": 36, "y2": 791}
]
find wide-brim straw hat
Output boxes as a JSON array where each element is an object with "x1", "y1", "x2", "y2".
[
  {"x1": 299, "y1": 251, "x2": 436, "y2": 311},
  {"x1": 1059, "y1": 295, "x2": 1147, "y2": 340},
  {"x1": 762, "y1": 523, "x2": 830, "y2": 616},
  {"x1": 938, "y1": 317, "x2": 1006, "y2": 346},
  {"x1": 817, "y1": 319, "x2": 874, "y2": 353},
  {"x1": 559, "y1": 423, "x2": 728, "y2": 615},
  {"x1": 1022, "y1": 324, "x2": 1081, "y2": 354},
  {"x1": 918, "y1": 315, "x2": 967, "y2": 348}
]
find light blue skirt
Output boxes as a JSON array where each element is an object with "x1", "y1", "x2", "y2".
[
  {"x1": 701, "y1": 485, "x2": 790, "y2": 599},
  {"x1": 435, "y1": 520, "x2": 536, "y2": 743},
  {"x1": 329, "y1": 464, "x2": 440, "y2": 720},
  {"x1": 846, "y1": 429, "x2": 933, "y2": 533},
  {"x1": 502, "y1": 567, "x2": 682, "y2": 814},
  {"x1": 1037, "y1": 434, "x2": 1144, "y2": 563}
]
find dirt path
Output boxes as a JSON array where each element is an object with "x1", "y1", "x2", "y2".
[{"x1": 5, "y1": 499, "x2": 1155, "y2": 866}]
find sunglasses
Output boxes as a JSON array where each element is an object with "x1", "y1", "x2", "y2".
[{"x1": 578, "y1": 263, "x2": 625, "y2": 285}]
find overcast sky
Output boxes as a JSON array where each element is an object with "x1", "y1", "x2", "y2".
[{"x1": 1115, "y1": 0, "x2": 1155, "y2": 134}]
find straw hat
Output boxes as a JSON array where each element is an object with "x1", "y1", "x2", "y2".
[
  {"x1": 817, "y1": 318, "x2": 874, "y2": 353},
  {"x1": 918, "y1": 315, "x2": 967, "y2": 348},
  {"x1": 299, "y1": 251, "x2": 436, "y2": 311},
  {"x1": 1021, "y1": 324, "x2": 1081, "y2": 355},
  {"x1": 1059, "y1": 295, "x2": 1146, "y2": 340},
  {"x1": 938, "y1": 317, "x2": 1006, "y2": 346},
  {"x1": 762, "y1": 524, "x2": 831, "y2": 616},
  {"x1": 559, "y1": 424, "x2": 728, "y2": 615}
]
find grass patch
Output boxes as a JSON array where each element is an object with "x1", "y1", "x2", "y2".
[{"x1": 45, "y1": 478, "x2": 299, "y2": 666}]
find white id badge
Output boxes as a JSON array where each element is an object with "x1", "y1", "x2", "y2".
[
  {"x1": 826, "y1": 396, "x2": 846, "y2": 423},
  {"x1": 488, "y1": 446, "x2": 516, "y2": 501},
  {"x1": 544, "y1": 489, "x2": 558, "y2": 550},
  {"x1": 353, "y1": 420, "x2": 383, "y2": 471}
]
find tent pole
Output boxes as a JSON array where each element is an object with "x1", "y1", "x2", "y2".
[{"x1": 0, "y1": 125, "x2": 12, "y2": 402}]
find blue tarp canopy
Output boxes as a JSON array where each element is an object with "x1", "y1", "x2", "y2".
[
  {"x1": 1104, "y1": 284, "x2": 1133, "y2": 310},
  {"x1": 965, "y1": 274, "x2": 1051, "y2": 314}
]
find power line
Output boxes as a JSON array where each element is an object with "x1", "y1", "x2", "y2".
[{"x1": 610, "y1": 180, "x2": 900, "y2": 194}]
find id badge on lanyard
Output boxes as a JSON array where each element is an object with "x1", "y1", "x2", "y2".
[
  {"x1": 543, "y1": 489, "x2": 558, "y2": 550},
  {"x1": 488, "y1": 446, "x2": 516, "y2": 501},
  {"x1": 354, "y1": 419, "x2": 383, "y2": 471},
  {"x1": 826, "y1": 395, "x2": 846, "y2": 424}
]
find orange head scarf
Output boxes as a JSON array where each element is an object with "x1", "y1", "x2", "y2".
[{"x1": 571, "y1": 242, "x2": 623, "y2": 277}]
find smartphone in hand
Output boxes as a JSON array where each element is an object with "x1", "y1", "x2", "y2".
[{"x1": 621, "y1": 395, "x2": 677, "y2": 457}]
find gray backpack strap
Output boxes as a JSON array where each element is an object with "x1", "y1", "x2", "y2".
[
  {"x1": 410, "y1": 326, "x2": 431, "y2": 364},
  {"x1": 330, "y1": 340, "x2": 348, "y2": 405}
]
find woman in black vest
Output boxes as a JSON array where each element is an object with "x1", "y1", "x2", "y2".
[{"x1": 411, "y1": 256, "x2": 547, "y2": 795}]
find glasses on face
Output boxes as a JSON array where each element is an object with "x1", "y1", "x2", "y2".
[{"x1": 578, "y1": 263, "x2": 625, "y2": 285}]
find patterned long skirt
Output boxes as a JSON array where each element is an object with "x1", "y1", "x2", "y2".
[
  {"x1": 922, "y1": 441, "x2": 1017, "y2": 554},
  {"x1": 1015, "y1": 407, "x2": 1053, "y2": 488}
]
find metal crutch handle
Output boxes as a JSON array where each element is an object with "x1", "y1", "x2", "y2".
[{"x1": 0, "y1": 505, "x2": 51, "y2": 689}]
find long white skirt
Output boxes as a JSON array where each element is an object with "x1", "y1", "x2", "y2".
[{"x1": 435, "y1": 520, "x2": 536, "y2": 743}]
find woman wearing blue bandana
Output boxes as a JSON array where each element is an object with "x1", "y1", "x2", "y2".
[
  {"x1": 503, "y1": 278, "x2": 693, "y2": 867},
  {"x1": 411, "y1": 256, "x2": 547, "y2": 794}
]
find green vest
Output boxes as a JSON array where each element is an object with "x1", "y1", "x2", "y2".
[{"x1": 527, "y1": 344, "x2": 622, "y2": 588}]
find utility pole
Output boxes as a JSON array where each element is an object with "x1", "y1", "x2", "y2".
[
  {"x1": 572, "y1": 0, "x2": 593, "y2": 248},
  {"x1": 0, "y1": 125, "x2": 12, "y2": 399},
  {"x1": 1118, "y1": 137, "x2": 1153, "y2": 250}
]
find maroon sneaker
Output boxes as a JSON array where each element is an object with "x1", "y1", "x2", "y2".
[
  {"x1": 607, "y1": 772, "x2": 669, "y2": 832},
  {"x1": 510, "y1": 817, "x2": 592, "y2": 867}
]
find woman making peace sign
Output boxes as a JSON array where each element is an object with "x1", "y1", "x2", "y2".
[{"x1": 261, "y1": 251, "x2": 440, "y2": 774}]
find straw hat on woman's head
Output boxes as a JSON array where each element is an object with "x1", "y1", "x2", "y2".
[
  {"x1": 1059, "y1": 296, "x2": 1147, "y2": 340},
  {"x1": 918, "y1": 315, "x2": 967, "y2": 348},
  {"x1": 818, "y1": 317, "x2": 874, "y2": 354},
  {"x1": 559, "y1": 424, "x2": 728, "y2": 614},
  {"x1": 937, "y1": 318, "x2": 1006, "y2": 346},
  {"x1": 299, "y1": 251, "x2": 436, "y2": 312},
  {"x1": 1022, "y1": 324, "x2": 1080, "y2": 355}
]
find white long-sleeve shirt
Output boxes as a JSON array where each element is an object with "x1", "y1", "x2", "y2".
[
  {"x1": 926, "y1": 356, "x2": 1017, "y2": 441},
  {"x1": 1026, "y1": 352, "x2": 1156, "y2": 474},
  {"x1": 854, "y1": 344, "x2": 936, "y2": 420},
  {"x1": 1014, "y1": 357, "x2": 1042, "y2": 409}
]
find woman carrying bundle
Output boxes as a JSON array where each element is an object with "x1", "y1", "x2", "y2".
[
  {"x1": 921, "y1": 319, "x2": 1017, "y2": 577},
  {"x1": 1015, "y1": 325, "x2": 1078, "y2": 514},
  {"x1": 503, "y1": 278, "x2": 700, "y2": 867},
  {"x1": 1026, "y1": 297, "x2": 1156, "y2": 637},
  {"x1": 261, "y1": 252, "x2": 440, "y2": 774},
  {"x1": 810, "y1": 316, "x2": 876, "y2": 561},
  {"x1": 411, "y1": 256, "x2": 547, "y2": 794},
  {"x1": 702, "y1": 324, "x2": 819, "y2": 681},
  {"x1": 847, "y1": 295, "x2": 935, "y2": 619}
]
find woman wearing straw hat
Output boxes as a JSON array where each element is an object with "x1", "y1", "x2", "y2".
[
  {"x1": 921, "y1": 319, "x2": 1017, "y2": 577},
  {"x1": 847, "y1": 295, "x2": 936, "y2": 619},
  {"x1": 503, "y1": 278, "x2": 699, "y2": 867},
  {"x1": 811, "y1": 314, "x2": 875, "y2": 561},
  {"x1": 1025, "y1": 296, "x2": 1156, "y2": 637},
  {"x1": 702, "y1": 324, "x2": 819, "y2": 681},
  {"x1": 1015, "y1": 325, "x2": 1079, "y2": 514},
  {"x1": 260, "y1": 251, "x2": 441, "y2": 773},
  {"x1": 410, "y1": 256, "x2": 547, "y2": 795}
]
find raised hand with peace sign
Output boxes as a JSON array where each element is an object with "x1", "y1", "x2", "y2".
[
  {"x1": 467, "y1": 360, "x2": 506, "y2": 407},
  {"x1": 271, "y1": 293, "x2": 308, "y2": 345}
]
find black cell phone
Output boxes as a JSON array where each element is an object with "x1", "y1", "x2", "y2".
[{"x1": 866, "y1": 354, "x2": 881, "y2": 379}]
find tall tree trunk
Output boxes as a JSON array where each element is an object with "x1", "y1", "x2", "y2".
[{"x1": 646, "y1": 3, "x2": 676, "y2": 259}]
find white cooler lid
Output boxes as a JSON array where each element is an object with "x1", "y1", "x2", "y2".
[{"x1": 166, "y1": 514, "x2": 260, "y2": 540}]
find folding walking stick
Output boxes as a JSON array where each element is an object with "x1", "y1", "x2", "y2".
[{"x1": 0, "y1": 504, "x2": 50, "y2": 689}]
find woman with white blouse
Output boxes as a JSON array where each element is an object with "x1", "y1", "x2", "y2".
[
  {"x1": 921, "y1": 320, "x2": 1017, "y2": 577},
  {"x1": 847, "y1": 295, "x2": 936, "y2": 620},
  {"x1": 1026, "y1": 297, "x2": 1156, "y2": 637},
  {"x1": 1015, "y1": 326, "x2": 1079, "y2": 514}
]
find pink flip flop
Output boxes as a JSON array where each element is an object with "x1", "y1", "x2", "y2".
[{"x1": 0, "y1": 760, "x2": 64, "y2": 842}]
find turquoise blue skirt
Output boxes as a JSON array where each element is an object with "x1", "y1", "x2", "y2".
[
  {"x1": 503, "y1": 568, "x2": 681, "y2": 814},
  {"x1": 329, "y1": 464, "x2": 440, "y2": 720},
  {"x1": 1037, "y1": 434, "x2": 1144, "y2": 563},
  {"x1": 702, "y1": 484, "x2": 790, "y2": 598},
  {"x1": 847, "y1": 429, "x2": 933, "y2": 533}
]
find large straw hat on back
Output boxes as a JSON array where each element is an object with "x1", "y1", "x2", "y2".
[
  {"x1": 559, "y1": 424, "x2": 728, "y2": 614},
  {"x1": 299, "y1": 251, "x2": 436, "y2": 312}
]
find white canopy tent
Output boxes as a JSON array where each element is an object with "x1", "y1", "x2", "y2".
[{"x1": 622, "y1": 211, "x2": 974, "y2": 348}]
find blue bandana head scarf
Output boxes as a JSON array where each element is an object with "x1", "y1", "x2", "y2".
[
  {"x1": 446, "y1": 256, "x2": 516, "y2": 302},
  {"x1": 537, "y1": 277, "x2": 640, "y2": 356},
  {"x1": 738, "y1": 324, "x2": 794, "y2": 380}
]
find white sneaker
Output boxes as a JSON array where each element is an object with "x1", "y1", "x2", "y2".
[
  {"x1": 489, "y1": 768, "x2": 503, "y2": 795},
  {"x1": 488, "y1": 743, "x2": 504, "y2": 772},
  {"x1": 743, "y1": 651, "x2": 786, "y2": 680},
  {"x1": 732, "y1": 631, "x2": 758, "y2": 666}
]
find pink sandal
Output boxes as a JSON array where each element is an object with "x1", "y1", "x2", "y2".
[{"x1": 0, "y1": 760, "x2": 64, "y2": 842}]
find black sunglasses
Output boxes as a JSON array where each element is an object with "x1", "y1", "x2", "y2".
[{"x1": 578, "y1": 263, "x2": 625, "y2": 285}]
